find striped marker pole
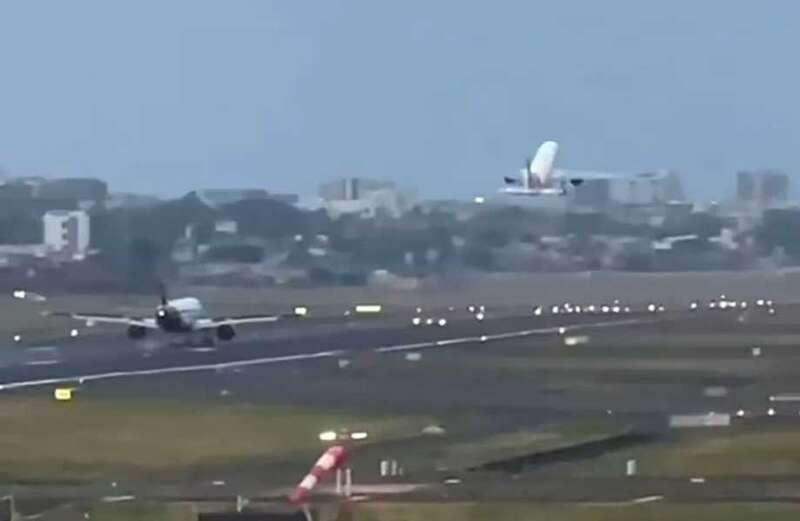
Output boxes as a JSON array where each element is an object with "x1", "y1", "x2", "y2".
[{"x1": 289, "y1": 445, "x2": 349, "y2": 504}]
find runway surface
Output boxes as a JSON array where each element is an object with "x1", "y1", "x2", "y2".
[{"x1": 0, "y1": 309, "x2": 659, "y2": 391}]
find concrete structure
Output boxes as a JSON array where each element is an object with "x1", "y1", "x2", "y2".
[
  {"x1": 318, "y1": 178, "x2": 395, "y2": 201},
  {"x1": 571, "y1": 179, "x2": 611, "y2": 208},
  {"x1": 319, "y1": 178, "x2": 416, "y2": 219},
  {"x1": 323, "y1": 189, "x2": 414, "y2": 219},
  {"x1": 43, "y1": 210, "x2": 90, "y2": 255},
  {"x1": 737, "y1": 170, "x2": 790, "y2": 208}
]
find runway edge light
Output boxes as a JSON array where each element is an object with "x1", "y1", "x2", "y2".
[
  {"x1": 355, "y1": 304, "x2": 382, "y2": 314},
  {"x1": 54, "y1": 388, "x2": 74, "y2": 401}
]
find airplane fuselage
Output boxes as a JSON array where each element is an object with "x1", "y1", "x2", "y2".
[{"x1": 155, "y1": 297, "x2": 207, "y2": 333}]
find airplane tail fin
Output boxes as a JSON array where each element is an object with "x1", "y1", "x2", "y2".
[
  {"x1": 528, "y1": 141, "x2": 559, "y2": 186},
  {"x1": 158, "y1": 282, "x2": 168, "y2": 306}
]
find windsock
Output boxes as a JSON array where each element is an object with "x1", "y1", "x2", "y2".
[{"x1": 289, "y1": 445, "x2": 348, "y2": 504}]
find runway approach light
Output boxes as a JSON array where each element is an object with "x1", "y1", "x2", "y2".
[
  {"x1": 736, "y1": 409, "x2": 745, "y2": 418},
  {"x1": 293, "y1": 306, "x2": 309, "y2": 317},
  {"x1": 558, "y1": 327, "x2": 566, "y2": 335},
  {"x1": 475, "y1": 312, "x2": 485, "y2": 321},
  {"x1": 690, "y1": 301, "x2": 699, "y2": 311},
  {"x1": 412, "y1": 317, "x2": 422, "y2": 326},
  {"x1": 350, "y1": 431, "x2": 369, "y2": 441},
  {"x1": 70, "y1": 329, "x2": 79, "y2": 338},
  {"x1": 647, "y1": 304, "x2": 656, "y2": 313},
  {"x1": 768, "y1": 408, "x2": 776, "y2": 417},
  {"x1": 318, "y1": 430, "x2": 338, "y2": 442},
  {"x1": 12, "y1": 334, "x2": 21, "y2": 343},
  {"x1": 756, "y1": 299, "x2": 765, "y2": 307},
  {"x1": 425, "y1": 318, "x2": 435, "y2": 325},
  {"x1": 437, "y1": 318, "x2": 447, "y2": 327},
  {"x1": 473, "y1": 196, "x2": 486, "y2": 204},
  {"x1": 601, "y1": 305, "x2": 610, "y2": 314},
  {"x1": 533, "y1": 306, "x2": 543, "y2": 316}
]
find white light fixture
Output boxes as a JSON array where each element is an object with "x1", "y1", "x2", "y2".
[{"x1": 318, "y1": 430, "x2": 338, "y2": 442}]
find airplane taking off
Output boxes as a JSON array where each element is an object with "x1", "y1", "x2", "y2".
[
  {"x1": 41, "y1": 286, "x2": 296, "y2": 345},
  {"x1": 501, "y1": 140, "x2": 631, "y2": 196}
]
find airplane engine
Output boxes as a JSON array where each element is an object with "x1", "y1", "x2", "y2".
[
  {"x1": 216, "y1": 324, "x2": 236, "y2": 341},
  {"x1": 127, "y1": 325, "x2": 147, "y2": 339}
]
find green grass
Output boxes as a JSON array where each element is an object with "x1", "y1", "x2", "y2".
[
  {"x1": 39, "y1": 502, "x2": 195, "y2": 521},
  {"x1": 37, "y1": 500, "x2": 800, "y2": 521},
  {"x1": 0, "y1": 396, "x2": 432, "y2": 482},
  {"x1": 437, "y1": 420, "x2": 628, "y2": 470},
  {"x1": 354, "y1": 502, "x2": 800, "y2": 521},
  {"x1": 633, "y1": 428, "x2": 800, "y2": 477}
]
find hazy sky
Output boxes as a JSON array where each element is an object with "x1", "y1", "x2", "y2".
[{"x1": 0, "y1": 1, "x2": 798, "y2": 200}]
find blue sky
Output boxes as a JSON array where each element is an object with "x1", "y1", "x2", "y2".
[{"x1": 0, "y1": 1, "x2": 798, "y2": 200}]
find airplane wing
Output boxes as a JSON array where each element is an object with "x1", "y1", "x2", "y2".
[
  {"x1": 555, "y1": 169, "x2": 663, "y2": 183},
  {"x1": 45, "y1": 312, "x2": 157, "y2": 329},
  {"x1": 194, "y1": 313, "x2": 298, "y2": 329}
]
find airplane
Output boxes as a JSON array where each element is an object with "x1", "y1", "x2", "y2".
[
  {"x1": 500, "y1": 140, "x2": 645, "y2": 196},
  {"x1": 36, "y1": 285, "x2": 299, "y2": 346}
]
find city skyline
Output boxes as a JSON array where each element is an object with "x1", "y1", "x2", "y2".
[{"x1": 1, "y1": 1, "x2": 799, "y2": 200}]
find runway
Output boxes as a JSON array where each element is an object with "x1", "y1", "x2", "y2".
[{"x1": 0, "y1": 309, "x2": 654, "y2": 390}]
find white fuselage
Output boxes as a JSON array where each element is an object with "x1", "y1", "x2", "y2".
[
  {"x1": 156, "y1": 297, "x2": 208, "y2": 332},
  {"x1": 500, "y1": 140, "x2": 566, "y2": 196}
]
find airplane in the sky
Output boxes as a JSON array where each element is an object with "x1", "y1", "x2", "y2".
[
  {"x1": 500, "y1": 140, "x2": 642, "y2": 196},
  {"x1": 29, "y1": 286, "x2": 300, "y2": 346}
]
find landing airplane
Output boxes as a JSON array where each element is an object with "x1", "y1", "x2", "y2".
[
  {"x1": 500, "y1": 140, "x2": 636, "y2": 196},
  {"x1": 38, "y1": 286, "x2": 298, "y2": 345}
]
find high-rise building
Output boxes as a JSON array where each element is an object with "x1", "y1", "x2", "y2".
[
  {"x1": 318, "y1": 178, "x2": 395, "y2": 201},
  {"x1": 736, "y1": 169, "x2": 790, "y2": 207},
  {"x1": 43, "y1": 210, "x2": 90, "y2": 255}
]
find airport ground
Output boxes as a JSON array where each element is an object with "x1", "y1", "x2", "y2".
[{"x1": 3, "y1": 271, "x2": 800, "y2": 519}]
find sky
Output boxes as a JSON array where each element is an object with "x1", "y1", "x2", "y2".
[{"x1": 0, "y1": 1, "x2": 799, "y2": 200}]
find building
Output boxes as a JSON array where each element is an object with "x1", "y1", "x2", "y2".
[
  {"x1": 43, "y1": 210, "x2": 90, "y2": 256},
  {"x1": 571, "y1": 179, "x2": 611, "y2": 208},
  {"x1": 610, "y1": 170, "x2": 685, "y2": 205},
  {"x1": 323, "y1": 189, "x2": 414, "y2": 219},
  {"x1": 318, "y1": 178, "x2": 395, "y2": 201},
  {"x1": 319, "y1": 178, "x2": 416, "y2": 219},
  {"x1": 737, "y1": 170, "x2": 790, "y2": 207}
]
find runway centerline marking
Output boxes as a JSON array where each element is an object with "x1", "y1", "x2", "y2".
[{"x1": 0, "y1": 318, "x2": 648, "y2": 391}]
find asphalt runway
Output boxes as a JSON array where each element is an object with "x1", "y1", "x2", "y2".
[{"x1": 0, "y1": 307, "x2": 661, "y2": 391}]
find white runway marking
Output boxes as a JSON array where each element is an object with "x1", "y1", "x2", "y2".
[
  {"x1": 187, "y1": 347, "x2": 217, "y2": 353},
  {"x1": 102, "y1": 495, "x2": 136, "y2": 503},
  {"x1": 769, "y1": 393, "x2": 800, "y2": 402},
  {"x1": 0, "y1": 319, "x2": 647, "y2": 391},
  {"x1": 24, "y1": 360, "x2": 60, "y2": 366},
  {"x1": 631, "y1": 495, "x2": 664, "y2": 504}
]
